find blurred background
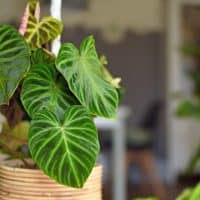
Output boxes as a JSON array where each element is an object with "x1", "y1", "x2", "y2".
[{"x1": 1, "y1": 0, "x2": 200, "y2": 199}]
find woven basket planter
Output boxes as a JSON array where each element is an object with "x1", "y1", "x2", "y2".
[{"x1": 0, "y1": 163, "x2": 102, "y2": 200}]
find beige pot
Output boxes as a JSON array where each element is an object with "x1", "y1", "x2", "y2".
[{"x1": 0, "y1": 163, "x2": 103, "y2": 200}]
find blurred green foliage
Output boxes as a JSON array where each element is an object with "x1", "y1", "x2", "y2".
[
  {"x1": 0, "y1": 121, "x2": 30, "y2": 158},
  {"x1": 176, "y1": 43, "x2": 200, "y2": 174},
  {"x1": 177, "y1": 182, "x2": 200, "y2": 200},
  {"x1": 181, "y1": 43, "x2": 200, "y2": 57},
  {"x1": 134, "y1": 198, "x2": 158, "y2": 200},
  {"x1": 134, "y1": 182, "x2": 200, "y2": 200}
]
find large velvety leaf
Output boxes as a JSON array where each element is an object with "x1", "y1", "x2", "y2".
[
  {"x1": 21, "y1": 64, "x2": 79, "y2": 118},
  {"x1": 29, "y1": 105, "x2": 99, "y2": 188},
  {"x1": 31, "y1": 48, "x2": 54, "y2": 66},
  {"x1": 0, "y1": 25, "x2": 30, "y2": 105},
  {"x1": 56, "y1": 36, "x2": 118, "y2": 118}
]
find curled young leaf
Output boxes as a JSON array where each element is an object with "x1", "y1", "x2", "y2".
[
  {"x1": 100, "y1": 55, "x2": 121, "y2": 89},
  {"x1": 19, "y1": 0, "x2": 40, "y2": 36},
  {"x1": 20, "y1": 0, "x2": 63, "y2": 49}
]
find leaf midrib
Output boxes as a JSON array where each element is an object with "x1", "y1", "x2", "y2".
[{"x1": 61, "y1": 127, "x2": 81, "y2": 187}]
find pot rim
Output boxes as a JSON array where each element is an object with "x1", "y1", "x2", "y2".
[{"x1": 0, "y1": 163, "x2": 103, "y2": 173}]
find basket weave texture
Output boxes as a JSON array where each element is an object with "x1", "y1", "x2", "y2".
[{"x1": 0, "y1": 164, "x2": 103, "y2": 200}]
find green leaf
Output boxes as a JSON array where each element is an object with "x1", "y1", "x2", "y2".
[
  {"x1": 176, "y1": 183, "x2": 200, "y2": 200},
  {"x1": 29, "y1": 105, "x2": 99, "y2": 188},
  {"x1": 2, "y1": 120, "x2": 29, "y2": 141},
  {"x1": 191, "y1": 183, "x2": 200, "y2": 200},
  {"x1": 176, "y1": 100, "x2": 200, "y2": 118},
  {"x1": 0, "y1": 121, "x2": 29, "y2": 152},
  {"x1": 21, "y1": 63, "x2": 79, "y2": 118},
  {"x1": 11, "y1": 121, "x2": 30, "y2": 140},
  {"x1": 0, "y1": 25, "x2": 30, "y2": 105},
  {"x1": 0, "y1": 133, "x2": 25, "y2": 153},
  {"x1": 25, "y1": 16, "x2": 63, "y2": 49},
  {"x1": 176, "y1": 188, "x2": 192, "y2": 200},
  {"x1": 28, "y1": 0, "x2": 40, "y2": 18},
  {"x1": 22, "y1": 0, "x2": 63, "y2": 49},
  {"x1": 181, "y1": 43, "x2": 200, "y2": 57},
  {"x1": 31, "y1": 48, "x2": 54, "y2": 66},
  {"x1": 56, "y1": 35, "x2": 118, "y2": 118},
  {"x1": 19, "y1": 0, "x2": 40, "y2": 35}
]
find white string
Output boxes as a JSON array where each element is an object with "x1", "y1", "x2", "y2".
[{"x1": 50, "y1": 0, "x2": 62, "y2": 55}]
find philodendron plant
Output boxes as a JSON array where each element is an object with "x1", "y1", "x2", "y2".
[{"x1": 0, "y1": 0, "x2": 121, "y2": 188}]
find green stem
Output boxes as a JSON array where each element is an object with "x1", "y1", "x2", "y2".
[{"x1": 43, "y1": 48, "x2": 56, "y2": 59}]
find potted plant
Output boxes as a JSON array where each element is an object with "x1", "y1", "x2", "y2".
[{"x1": 0, "y1": 0, "x2": 121, "y2": 199}]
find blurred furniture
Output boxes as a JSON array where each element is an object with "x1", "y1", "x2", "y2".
[
  {"x1": 94, "y1": 105, "x2": 131, "y2": 200},
  {"x1": 126, "y1": 101, "x2": 166, "y2": 199}
]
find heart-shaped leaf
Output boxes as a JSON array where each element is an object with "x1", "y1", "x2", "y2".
[
  {"x1": 21, "y1": 0, "x2": 63, "y2": 49},
  {"x1": 29, "y1": 105, "x2": 99, "y2": 188},
  {"x1": 21, "y1": 64, "x2": 79, "y2": 118},
  {"x1": 25, "y1": 16, "x2": 63, "y2": 49},
  {"x1": 31, "y1": 48, "x2": 54, "y2": 66},
  {"x1": 0, "y1": 25, "x2": 30, "y2": 105},
  {"x1": 56, "y1": 36, "x2": 118, "y2": 118}
]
